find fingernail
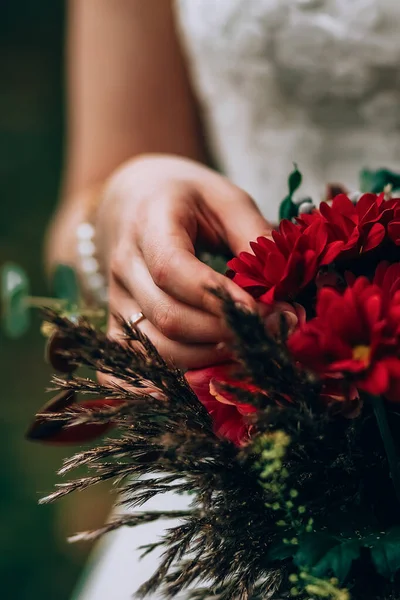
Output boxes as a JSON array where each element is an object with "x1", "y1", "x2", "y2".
[
  {"x1": 283, "y1": 311, "x2": 298, "y2": 333},
  {"x1": 234, "y1": 301, "x2": 254, "y2": 314},
  {"x1": 215, "y1": 342, "x2": 232, "y2": 359},
  {"x1": 216, "y1": 342, "x2": 227, "y2": 352}
]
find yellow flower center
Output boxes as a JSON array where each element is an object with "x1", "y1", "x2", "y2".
[{"x1": 352, "y1": 344, "x2": 371, "y2": 365}]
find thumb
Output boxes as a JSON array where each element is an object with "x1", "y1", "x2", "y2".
[{"x1": 218, "y1": 191, "x2": 273, "y2": 255}]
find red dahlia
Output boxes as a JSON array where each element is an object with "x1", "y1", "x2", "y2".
[{"x1": 288, "y1": 263, "x2": 400, "y2": 400}]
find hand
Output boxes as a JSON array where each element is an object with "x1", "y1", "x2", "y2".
[{"x1": 97, "y1": 154, "x2": 272, "y2": 369}]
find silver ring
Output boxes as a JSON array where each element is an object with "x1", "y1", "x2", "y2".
[{"x1": 128, "y1": 311, "x2": 146, "y2": 327}]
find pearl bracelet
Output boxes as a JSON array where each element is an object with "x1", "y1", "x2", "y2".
[{"x1": 76, "y1": 221, "x2": 108, "y2": 305}]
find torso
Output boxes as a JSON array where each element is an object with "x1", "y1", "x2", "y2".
[
  {"x1": 74, "y1": 7, "x2": 400, "y2": 596},
  {"x1": 175, "y1": 0, "x2": 400, "y2": 221}
]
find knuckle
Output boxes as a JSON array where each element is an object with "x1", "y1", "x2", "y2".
[
  {"x1": 200, "y1": 277, "x2": 220, "y2": 309},
  {"x1": 109, "y1": 255, "x2": 121, "y2": 281},
  {"x1": 152, "y1": 303, "x2": 182, "y2": 341},
  {"x1": 204, "y1": 271, "x2": 224, "y2": 295},
  {"x1": 229, "y1": 189, "x2": 258, "y2": 211},
  {"x1": 151, "y1": 253, "x2": 173, "y2": 289},
  {"x1": 233, "y1": 187, "x2": 255, "y2": 205},
  {"x1": 242, "y1": 191, "x2": 257, "y2": 207},
  {"x1": 109, "y1": 244, "x2": 127, "y2": 280}
]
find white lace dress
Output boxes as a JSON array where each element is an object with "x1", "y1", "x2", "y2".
[{"x1": 74, "y1": 1, "x2": 400, "y2": 598}]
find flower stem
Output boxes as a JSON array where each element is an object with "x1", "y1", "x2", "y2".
[{"x1": 370, "y1": 394, "x2": 400, "y2": 506}]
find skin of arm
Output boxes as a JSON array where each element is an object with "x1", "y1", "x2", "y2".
[
  {"x1": 46, "y1": 0, "x2": 204, "y2": 268},
  {"x1": 47, "y1": 0, "x2": 272, "y2": 368}
]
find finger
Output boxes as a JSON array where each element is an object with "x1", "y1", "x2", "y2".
[
  {"x1": 216, "y1": 190, "x2": 273, "y2": 255},
  {"x1": 107, "y1": 281, "x2": 231, "y2": 369},
  {"x1": 137, "y1": 209, "x2": 257, "y2": 317},
  {"x1": 114, "y1": 254, "x2": 231, "y2": 344}
]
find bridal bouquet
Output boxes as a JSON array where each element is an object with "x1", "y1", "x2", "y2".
[{"x1": 16, "y1": 171, "x2": 400, "y2": 599}]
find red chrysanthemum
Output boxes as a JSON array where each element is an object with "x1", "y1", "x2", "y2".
[
  {"x1": 288, "y1": 263, "x2": 400, "y2": 400},
  {"x1": 228, "y1": 193, "x2": 400, "y2": 307},
  {"x1": 185, "y1": 364, "x2": 259, "y2": 445},
  {"x1": 298, "y1": 193, "x2": 400, "y2": 260},
  {"x1": 228, "y1": 219, "x2": 338, "y2": 304}
]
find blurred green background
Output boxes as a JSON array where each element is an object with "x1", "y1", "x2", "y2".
[{"x1": 0, "y1": 3, "x2": 111, "y2": 598}]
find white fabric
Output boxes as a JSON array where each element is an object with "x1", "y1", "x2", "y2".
[
  {"x1": 176, "y1": 0, "x2": 400, "y2": 222},
  {"x1": 72, "y1": 489, "x2": 190, "y2": 600},
  {"x1": 74, "y1": 1, "x2": 400, "y2": 597}
]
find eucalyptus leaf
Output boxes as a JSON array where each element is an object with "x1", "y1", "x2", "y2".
[
  {"x1": 51, "y1": 264, "x2": 80, "y2": 306},
  {"x1": 1, "y1": 262, "x2": 31, "y2": 338}
]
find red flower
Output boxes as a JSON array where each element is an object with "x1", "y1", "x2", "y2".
[
  {"x1": 228, "y1": 219, "x2": 336, "y2": 304},
  {"x1": 288, "y1": 264, "x2": 400, "y2": 400},
  {"x1": 229, "y1": 193, "x2": 400, "y2": 308},
  {"x1": 374, "y1": 261, "x2": 400, "y2": 310},
  {"x1": 26, "y1": 393, "x2": 126, "y2": 445},
  {"x1": 298, "y1": 193, "x2": 400, "y2": 260},
  {"x1": 185, "y1": 364, "x2": 258, "y2": 445}
]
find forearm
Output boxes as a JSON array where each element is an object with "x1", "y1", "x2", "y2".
[{"x1": 47, "y1": 0, "x2": 205, "y2": 269}]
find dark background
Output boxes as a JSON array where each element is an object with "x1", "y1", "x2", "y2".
[{"x1": 0, "y1": 3, "x2": 111, "y2": 598}]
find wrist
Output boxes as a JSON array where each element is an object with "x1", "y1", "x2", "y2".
[{"x1": 46, "y1": 183, "x2": 108, "y2": 304}]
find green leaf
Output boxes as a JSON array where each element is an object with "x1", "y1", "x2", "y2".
[
  {"x1": 292, "y1": 527, "x2": 400, "y2": 585},
  {"x1": 294, "y1": 533, "x2": 361, "y2": 584},
  {"x1": 266, "y1": 539, "x2": 297, "y2": 562},
  {"x1": 370, "y1": 527, "x2": 400, "y2": 581},
  {"x1": 279, "y1": 196, "x2": 298, "y2": 221},
  {"x1": 1, "y1": 263, "x2": 31, "y2": 338},
  {"x1": 288, "y1": 165, "x2": 302, "y2": 196},
  {"x1": 279, "y1": 165, "x2": 303, "y2": 221},
  {"x1": 359, "y1": 168, "x2": 400, "y2": 194},
  {"x1": 294, "y1": 533, "x2": 338, "y2": 570},
  {"x1": 51, "y1": 264, "x2": 80, "y2": 306},
  {"x1": 312, "y1": 540, "x2": 360, "y2": 584}
]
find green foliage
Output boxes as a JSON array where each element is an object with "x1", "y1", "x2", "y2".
[
  {"x1": 296, "y1": 535, "x2": 360, "y2": 584},
  {"x1": 359, "y1": 168, "x2": 400, "y2": 194},
  {"x1": 288, "y1": 167, "x2": 302, "y2": 196},
  {"x1": 1, "y1": 2, "x2": 88, "y2": 598},
  {"x1": 266, "y1": 538, "x2": 297, "y2": 562},
  {"x1": 1, "y1": 262, "x2": 31, "y2": 338},
  {"x1": 51, "y1": 264, "x2": 80, "y2": 306},
  {"x1": 370, "y1": 527, "x2": 400, "y2": 581},
  {"x1": 279, "y1": 165, "x2": 303, "y2": 221},
  {"x1": 294, "y1": 534, "x2": 340, "y2": 574},
  {"x1": 289, "y1": 527, "x2": 400, "y2": 586}
]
